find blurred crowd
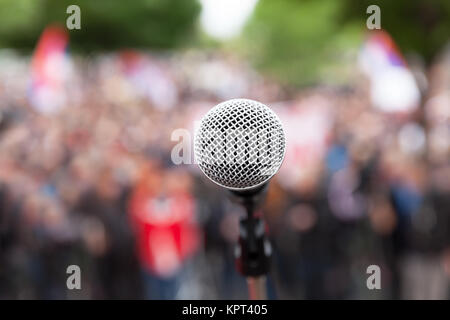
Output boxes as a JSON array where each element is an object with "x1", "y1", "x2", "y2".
[{"x1": 0, "y1": 38, "x2": 449, "y2": 299}]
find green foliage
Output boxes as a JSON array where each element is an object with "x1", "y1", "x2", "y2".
[
  {"x1": 242, "y1": 0, "x2": 362, "y2": 87},
  {"x1": 341, "y1": 0, "x2": 450, "y2": 62},
  {"x1": 0, "y1": 0, "x2": 201, "y2": 51},
  {"x1": 242, "y1": 0, "x2": 450, "y2": 87}
]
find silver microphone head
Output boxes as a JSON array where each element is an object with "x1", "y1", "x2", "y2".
[{"x1": 194, "y1": 99, "x2": 286, "y2": 191}]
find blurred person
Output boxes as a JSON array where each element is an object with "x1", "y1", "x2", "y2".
[
  {"x1": 74, "y1": 166, "x2": 142, "y2": 299},
  {"x1": 128, "y1": 162, "x2": 200, "y2": 299},
  {"x1": 195, "y1": 176, "x2": 248, "y2": 299}
]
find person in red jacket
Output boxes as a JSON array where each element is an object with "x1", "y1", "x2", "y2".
[{"x1": 128, "y1": 161, "x2": 200, "y2": 299}]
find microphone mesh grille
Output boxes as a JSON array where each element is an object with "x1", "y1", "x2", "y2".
[{"x1": 194, "y1": 99, "x2": 285, "y2": 190}]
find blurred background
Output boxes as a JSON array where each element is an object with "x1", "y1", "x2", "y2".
[{"x1": 0, "y1": 0, "x2": 449, "y2": 299}]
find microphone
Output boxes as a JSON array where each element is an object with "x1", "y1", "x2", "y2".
[
  {"x1": 194, "y1": 98, "x2": 286, "y2": 299},
  {"x1": 194, "y1": 98, "x2": 286, "y2": 194}
]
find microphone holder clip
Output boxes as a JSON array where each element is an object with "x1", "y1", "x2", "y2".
[{"x1": 229, "y1": 184, "x2": 271, "y2": 299}]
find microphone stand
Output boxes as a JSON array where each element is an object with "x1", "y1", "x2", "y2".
[{"x1": 230, "y1": 184, "x2": 271, "y2": 300}]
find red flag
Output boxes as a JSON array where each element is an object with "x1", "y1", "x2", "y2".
[{"x1": 29, "y1": 26, "x2": 70, "y2": 114}]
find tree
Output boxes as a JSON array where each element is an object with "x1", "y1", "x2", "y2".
[
  {"x1": 0, "y1": 0, "x2": 201, "y2": 51},
  {"x1": 341, "y1": 0, "x2": 450, "y2": 63},
  {"x1": 242, "y1": 0, "x2": 450, "y2": 87}
]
